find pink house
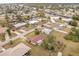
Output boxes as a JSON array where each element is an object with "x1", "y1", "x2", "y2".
[{"x1": 28, "y1": 35, "x2": 43, "y2": 45}]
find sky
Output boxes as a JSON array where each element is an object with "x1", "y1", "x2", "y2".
[{"x1": 0, "y1": 0, "x2": 79, "y2": 3}]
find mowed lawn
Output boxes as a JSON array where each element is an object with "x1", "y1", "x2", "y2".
[
  {"x1": 3, "y1": 38, "x2": 22, "y2": 49},
  {"x1": 25, "y1": 31, "x2": 35, "y2": 38}
]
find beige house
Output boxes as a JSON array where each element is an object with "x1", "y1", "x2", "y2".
[{"x1": 0, "y1": 43, "x2": 31, "y2": 56}]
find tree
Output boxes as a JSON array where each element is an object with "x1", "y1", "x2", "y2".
[
  {"x1": 57, "y1": 17, "x2": 64, "y2": 23},
  {"x1": 72, "y1": 15, "x2": 79, "y2": 21},
  {"x1": 68, "y1": 20, "x2": 78, "y2": 27},
  {"x1": 7, "y1": 28, "x2": 11, "y2": 37},
  {"x1": 34, "y1": 29, "x2": 40, "y2": 35},
  {"x1": 10, "y1": 40, "x2": 13, "y2": 45},
  {"x1": 23, "y1": 15, "x2": 30, "y2": 20},
  {"x1": 25, "y1": 23, "x2": 29, "y2": 28},
  {"x1": 47, "y1": 16, "x2": 51, "y2": 20},
  {"x1": 25, "y1": 10, "x2": 30, "y2": 14},
  {"x1": 41, "y1": 33, "x2": 56, "y2": 56},
  {"x1": 5, "y1": 14, "x2": 10, "y2": 24},
  {"x1": 36, "y1": 11, "x2": 45, "y2": 17},
  {"x1": 64, "y1": 27, "x2": 79, "y2": 42},
  {"x1": 39, "y1": 5, "x2": 44, "y2": 9},
  {"x1": 5, "y1": 14, "x2": 10, "y2": 20},
  {"x1": 59, "y1": 17, "x2": 62, "y2": 20},
  {"x1": 16, "y1": 15, "x2": 22, "y2": 22}
]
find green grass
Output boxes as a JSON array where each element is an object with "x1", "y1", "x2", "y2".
[
  {"x1": 0, "y1": 35, "x2": 5, "y2": 42},
  {"x1": 56, "y1": 19, "x2": 65, "y2": 24},
  {"x1": 3, "y1": 38, "x2": 22, "y2": 49},
  {"x1": 25, "y1": 31, "x2": 35, "y2": 38}
]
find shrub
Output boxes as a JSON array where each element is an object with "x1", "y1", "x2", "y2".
[{"x1": 68, "y1": 21, "x2": 77, "y2": 27}]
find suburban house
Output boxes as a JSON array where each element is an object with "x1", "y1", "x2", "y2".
[
  {"x1": 55, "y1": 24, "x2": 65, "y2": 30},
  {"x1": 43, "y1": 23, "x2": 52, "y2": 29},
  {"x1": 62, "y1": 18, "x2": 72, "y2": 23},
  {"x1": 50, "y1": 16, "x2": 59, "y2": 23},
  {"x1": 42, "y1": 27, "x2": 52, "y2": 35},
  {"x1": 28, "y1": 20, "x2": 39, "y2": 26},
  {"x1": 0, "y1": 43, "x2": 31, "y2": 56},
  {"x1": 27, "y1": 35, "x2": 43, "y2": 45},
  {"x1": 12, "y1": 22, "x2": 27, "y2": 29}
]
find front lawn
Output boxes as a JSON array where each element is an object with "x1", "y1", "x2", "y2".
[{"x1": 3, "y1": 38, "x2": 22, "y2": 49}]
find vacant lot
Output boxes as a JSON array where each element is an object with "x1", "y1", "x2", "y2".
[{"x1": 52, "y1": 30, "x2": 79, "y2": 56}]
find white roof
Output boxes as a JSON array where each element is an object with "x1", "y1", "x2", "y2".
[
  {"x1": 0, "y1": 43, "x2": 31, "y2": 56},
  {"x1": 44, "y1": 24, "x2": 51, "y2": 28},
  {"x1": 28, "y1": 20, "x2": 39, "y2": 24},
  {"x1": 38, "y1": 18, "x2": 42, "y2": 21},
  {"x1": 59, "y1": 24, "x2": 65, "y2": 27},
  {"x1": 13, "y1": 22, "x2": 26, "y2": 28},
  {"x1": 45, "y1": 9, "x2": 51, "y2": 13},
  {"x1": 37, "y1": 40, "x2": 42, "y2": 45},
  {"x1": 50, "y1": 19, "x2": 56, "y2": 23},
  {"x1": 50, "y1": 16, "x2": 59, "y2": 23},
  {"x1": 62, "y1": 18, "x2": 72, "y2": 22},
  {"x1": 42, "y1": 28, "x2": 52, "y2": 35},
  {"x1": 51, "y1": 16, "x2": 59, "y2": 20}
]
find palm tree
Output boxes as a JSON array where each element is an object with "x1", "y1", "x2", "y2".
[{"x1": 6, "y1": 28, "x2": 11, "y2": 38}]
